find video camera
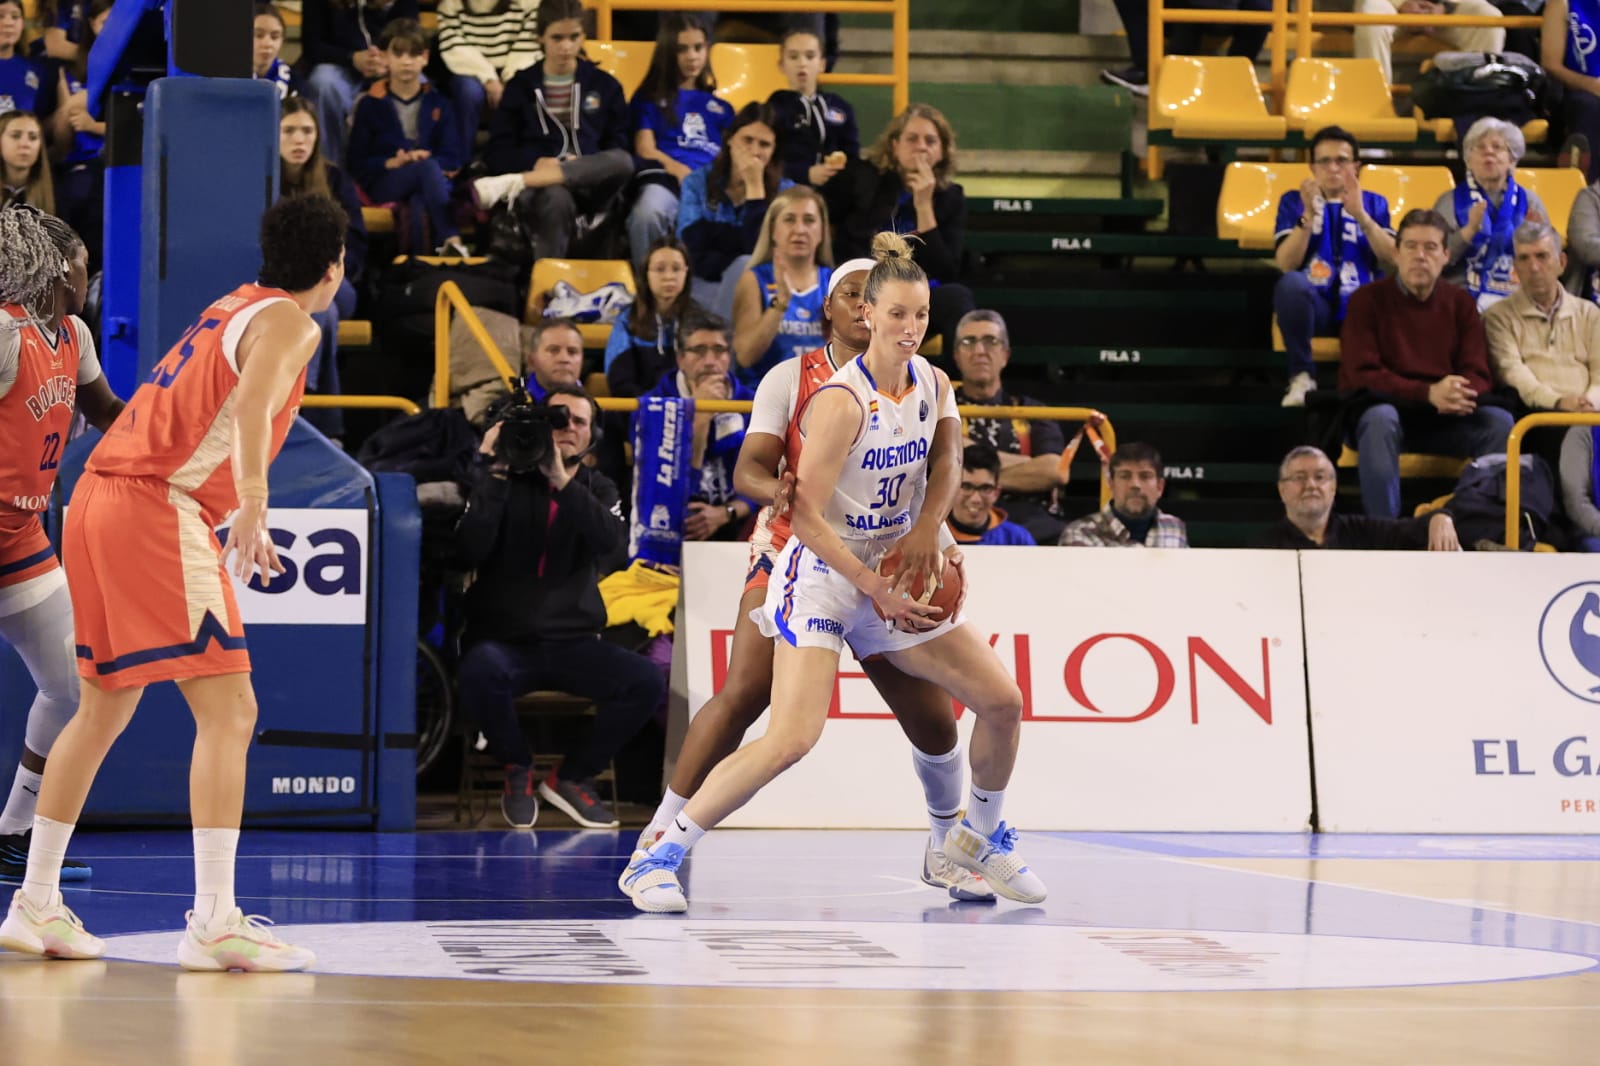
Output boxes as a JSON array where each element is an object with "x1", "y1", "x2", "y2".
[{"x1": 489, "y1": 386, "x2": 571, "y2": 476}]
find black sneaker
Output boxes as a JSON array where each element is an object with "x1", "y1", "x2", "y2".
[
  {"x1": 539, "y1": 774, "x2": 619, "y2": 829},
  {"x1": 501, "y1": 765, "x2": 539, "y2": 829},
  {"x1": 0, "y1": 829, "x2": 93, "y2": 882},
  {"x1": 1100, "y1": 66, "x2": 1149, "y2": 98}
]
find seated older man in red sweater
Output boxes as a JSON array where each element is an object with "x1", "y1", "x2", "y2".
[{"x1": 1338, "y1": 207, "x2": 1515, "y2": 517}]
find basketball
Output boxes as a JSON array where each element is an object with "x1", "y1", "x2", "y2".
[{"x1": 872, "y1": 550, "x2": 962, "y2": 622}]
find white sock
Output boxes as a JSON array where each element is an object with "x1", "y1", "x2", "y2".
[
  {"x1": 967, "y1": 785, "x2": 1006, "y2": 838},
  {"x1": 192, "y1": 827, "x2": 240, "y2": 927},
  {"x1": 911, "y1": 744, "x2": 964, "y2": 850},
  {"x1": 20, "y1": 814, "x2": 74, "y2": 908},
  {"x1": 0, "y1": 767, "x2": 44, "y2": 836},
  {"x1": 647, "y1": 787, "x2": 689, "y2": 835},
  {"x1": 655, "y1": 810, "x2": 706, "y2": 854}
]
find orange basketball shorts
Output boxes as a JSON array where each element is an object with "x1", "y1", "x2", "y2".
[
  {"x1": 0, "y1": 509, "x2": 59, "y2": 590},
  {"x1": 64, "y1": 473, "x2": 250, "y2": 690}
]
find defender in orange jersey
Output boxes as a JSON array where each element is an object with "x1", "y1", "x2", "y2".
[
  {"x1": 0, "y1": 208, "x2": 123, "y2": 885},
  {"x1": 0, "y1": 195, "x2": 347, "y2": 973}
]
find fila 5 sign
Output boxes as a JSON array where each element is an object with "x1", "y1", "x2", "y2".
[{"x1": 682, "y1": 545, "x2": 1312, "y2": 830}]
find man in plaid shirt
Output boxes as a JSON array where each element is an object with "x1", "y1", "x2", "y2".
[{"x1": 1058, "y1": 443, "x2": 1189, "y2": 548}]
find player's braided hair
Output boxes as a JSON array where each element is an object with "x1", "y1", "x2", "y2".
[{"x1": 0, "y1": 204, "x2": 65, "y2": 320}]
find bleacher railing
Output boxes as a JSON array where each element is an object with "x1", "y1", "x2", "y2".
[
  {"x1": 1505, "y1": 412, "x2": 1600, "y2": 549},
  {"x1": 1146, "y1": 0, "x2": 1540, "y2": 175},
  {"x1": 591, "y1": 0, "x2": 910, "y2": 113},
  {"x1": 301, "y1": 395, "x2": 421, "y2": 416},
  {"x1": 433, "y1": 282, "x2": 1117, "y2": 506}
]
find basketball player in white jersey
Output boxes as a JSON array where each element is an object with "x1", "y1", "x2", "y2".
[
  {"x1": 621, "y1": 232, "x2": 1047, "y2": 910},
  {"x1": 630, "y1": 259, "x2": 992, "y2": 903}
]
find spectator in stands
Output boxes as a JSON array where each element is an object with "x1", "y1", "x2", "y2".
[
  {"x1": 1273, "y1": 125, "x2": 1396, "y2": 408},
  {"x1": 1100, "y1": 0, "x2": 1271, "y2": 97},
  {"x1": 676, "y1": 101, "x2": 789, "y2": 322},
  {"x1": 731, "y1": 185, "x2": 832, "y2": 387},
  {"x1": 0, "y1": 110, "x2": 51, "y2": 212},
  {"x1": 625, "y1": 15, "x2": 733, "y2": 271},
  {"x1": 524, "y1": 316, "x2": 584, "y2": 400},
  {"x1": 1563, "y1": 168, "x2": 1600, "y2": 298},
  {"x1": 347, "y1": 19, "x2": 469, "y2": 258},
  {"x1": 606, "y1": 234, "x2": 700, "y2": 398},
  {"x1": 300, "y1": 0, "x2": 419, "y2": 164},
  {"x1": 435, "y1": 0, "x2": 539, "y2": 145},
  {"x1": 1559, "y1": 426, "x2": 1600, "y2": 550},
  {"x1": 767, "y1": 24, "x2": 859, "y2": 189},
  {"x1": 0, "y1": 0, "x2": 52, "y2": 116},
  {"x1": 49, "y1": 0, "x2": 108, "y2": 272},
  {"x1": 1356, "y1": 0, "x2": 1504, "y2": 89},
  {"x1": 279, "y1": 97, "x2": 367, "y2": 439},
  {"x1": 1434, "y1": 118, "x2": 1546, "y2": 312},
  {"x1": 1059, "y1": 442, "x2": 1189, "y2": 548},
  {"x1": 454, "y1": 384, "x2": 662, "y2": 830},
  {"x1": 1485, "y1": 221, "x2": 1600, "y2": 416},
  {"x1": 30, "y1": 0, "x2": 81, "y2": 64},
  {"x1": 949, "y1": 444, "x2": 1035, "y2": 546},
  {"x1": 1256, "y1": 445, "x2": 1462, "y2": 548},
  {"x1": 635, "y1": 309, "x2": 755, "y2": 540},
  {"x1": 829, "y1": 103, "x2": 975, "y2": 357},
  {"x1": 952, "y1": 309, "x2": 1067, "y2": 544},
  {"x1": 474, "y1": 0, "x2": 633, "y2": 262},
  {"x1": 254, "y1": 3, "x2": 301, "y2": 101},
  {"x1": 1341, "y1": 207, "x2": 1515, "y2": 517},
  {"x1": 1545, "y1": 0, "x2": 1600, "y2": 179}
]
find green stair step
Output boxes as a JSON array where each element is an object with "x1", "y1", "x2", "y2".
[
  {"x1": 1090, "y1": 404, "x2": 1302, "y2": 429},
  {"x1": 974, "y1": 289, "x2": 1251, "y2": 312},
  {"x1": 1011, "y1": 346, "x2": 1280, "y2": 369},
  {"x1": 968, "y1": 197, "x2": 1164, "y2": 219}
]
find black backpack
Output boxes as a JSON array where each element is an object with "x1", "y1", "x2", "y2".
[
  {"x1": 370, "y1": 257, "x2": 522, "y2": 404},
  {"x1": 1412, "y1": 52, "x2": 1547, "y2": 132},
  {"x1": 1446, "y1": 453, "x2": 1557, "y2": 549}
]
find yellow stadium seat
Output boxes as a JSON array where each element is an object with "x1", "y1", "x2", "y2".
[
  {"x1": 1284, "y1": 58, "x2": 1418, "y2": 142},
  {"x1": 1359, "y1": 164, "x2": 1456, "y2": 224},
  {"x1": 1338, "y1": 445, "x2": 1468, "y2": 480},
  {"x1": 336, "y1": 321, "x2": 373, "y2": 347},
  {"x1": 711, "y1": 43, "x2": 788, "y2": 111},
  {"x1": 1218, "y1": 162, "x2": 1308, "y2": 248},
  {"x1": 585, "y1": 40, "x2": 654, "y2": 101},
  {"x1": 1271, "y1": 316, "x2": 1341, "y2": 363},
  {"x1": 1150, "y1": 57, "x2": 1287, "y2": 140},
  {"x1": 919, "y1": 335, "x2": 943, "y2": 358},
  {"x1": 361, "y1": 206, "x2": 395, "y2": 234},
  {"x1": 527, "y1": 258, "x2": 636, "y2": 348},
  {"x1": 585, "y1": 371, "x2": 611, "y2": 398},
  {"x1": 1515, "y1": 168, "x2": 1587, "y2": 240}
]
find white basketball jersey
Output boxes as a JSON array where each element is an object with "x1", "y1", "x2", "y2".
[{"x1": 812, "y1": 354, "x2": 953, "y2": 562}]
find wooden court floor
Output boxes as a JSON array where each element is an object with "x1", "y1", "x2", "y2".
[{"x1": 2, "y1": 829, "x2": 1597, "y2": 1065}]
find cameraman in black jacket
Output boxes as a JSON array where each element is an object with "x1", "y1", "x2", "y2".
[{"x1": 454, "y1": 385, "x2": 663, "y2": 830}]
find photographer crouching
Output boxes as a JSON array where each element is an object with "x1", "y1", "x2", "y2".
[{"x1": 454, "y1": 384, "x2": 665, "y2": 829}]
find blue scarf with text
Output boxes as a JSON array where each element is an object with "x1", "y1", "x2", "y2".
[
  {"x1": 1307, "y1": 199, "x2": 1375, "y2": 318},
  {"x1": 1453, "y1": 172, "x2": 1526, "y2": 309},
  {"x1": 629, "y1": 395, "x2": 694, "y2": 566}
]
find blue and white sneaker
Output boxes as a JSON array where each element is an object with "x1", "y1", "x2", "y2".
[
  {"x1": 618, "y1": 843, "x2": 688, "y2": 913},
  {"x1": 942, "y1": 820, "x2": 1047, "y2": 903}
]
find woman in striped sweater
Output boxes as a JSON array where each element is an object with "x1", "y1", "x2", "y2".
[{"x1": 436, "y1": 0, "x2": 540, "y2": 146}]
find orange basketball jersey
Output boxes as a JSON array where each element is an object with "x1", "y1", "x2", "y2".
[
  {"x1": 0, "y1": 303, "x2": 82, "y2": 514},
  {"x1": 746, "y1": 345, "x2": 842, "y2": 574},
  {"x1": 88, "y1": 284, "x2": 307, "y2": 524}
]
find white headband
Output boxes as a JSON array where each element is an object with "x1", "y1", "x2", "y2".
[{"x1": 827, "y1": 258, "x2": 877, "y2": 302}]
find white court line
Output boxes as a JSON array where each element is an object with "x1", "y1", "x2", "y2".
[
  {"x1": 1033, "y1": 835, "x2": 1600, "y2": 932},
  {"x1": 59, "y1": 879, "x2": 932, "y2": 906}
]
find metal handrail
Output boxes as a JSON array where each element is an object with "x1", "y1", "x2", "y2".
[
  {"x1": 590, "y1": 0, "x2": 910, "y2": 112},
  {"x1": 300, "y1": 394, "x2": 421, "y2": 416},
  {"x1": 1505, "y1": 412, "x2": 1600, "y2": 548},
  {"x1": 597, "y1": 397, "x2": 1118, "y2": 506},
  {"x1": 433, "y1": 281, "x2": 522, "y2": 410}
]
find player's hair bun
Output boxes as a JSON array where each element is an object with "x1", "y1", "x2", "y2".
[{"x1": 870, "y1": 230, "x2": 914, "y2": 262}]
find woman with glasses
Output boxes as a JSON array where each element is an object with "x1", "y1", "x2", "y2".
[
  {"x1": 1272, "y1": 125, "x2": 1397, "y2": 408},
  {"x1": 1432, "y1": 118, "x2": 1546, "y2": 314}
]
